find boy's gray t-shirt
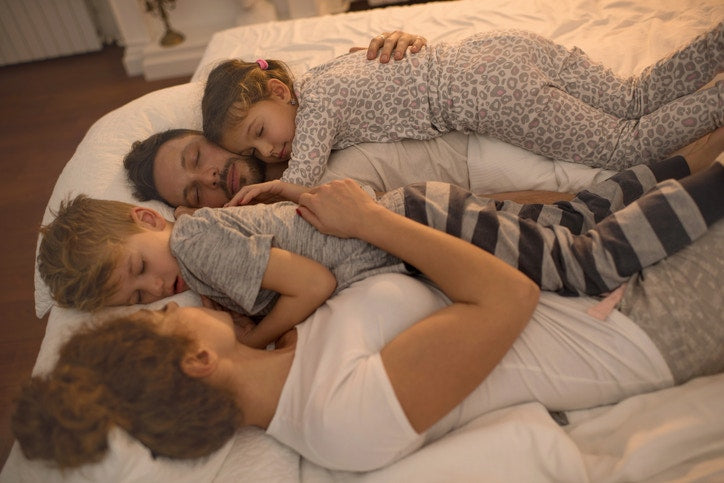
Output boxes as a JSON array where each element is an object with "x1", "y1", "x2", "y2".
[{"x1": 169, "y1": 196, "x2": 406, "y2": 315}]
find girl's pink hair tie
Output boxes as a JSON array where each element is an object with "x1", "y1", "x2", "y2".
[{"x1": 256, "y1": 59, "x2": 269, "y2": 70}]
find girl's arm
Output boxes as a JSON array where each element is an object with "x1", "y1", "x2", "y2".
[
  {"x1": 298, "y1": 180, "x2": 539, "y2": 432},
  {"x1": 224, "y1": 180, "x2": 311, "y2": 207},
  {"x1": 240, "y1": 247, "x2": 337, "y2": 349}
]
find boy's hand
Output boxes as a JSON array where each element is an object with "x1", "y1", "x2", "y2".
[
  {"x1": 224, "y1": 180, "x2": 311, "y2": 206},
  {"x1": 174, "y1": 205, "x2": 198, "y2": 219},
  {"x1": 275, "y1": 329, "x2": 298, "y2": 349},
  {"x1": 201, "y1": 295, "x2": 256, "y2": 341},
  {"x1": 351, "y1": 30, "x2": 427, "y2": 63}
]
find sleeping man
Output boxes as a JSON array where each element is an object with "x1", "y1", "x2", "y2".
[
  {"x1": 123, "y1": 129, "x2": 532, "y2": 216},
  {"x1": 124, "y1": 125, "x2": 723, "y2": 217}
]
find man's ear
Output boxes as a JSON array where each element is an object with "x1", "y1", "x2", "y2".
[
  {"x1": 130, "y1": 206, "x2": 167, "y2": 231},
  {"x1": 181, "y1": 347, "x2": 218, "y2": 379},
  {"x1": 267, "y1": 78, "x2": 291, "y2": 102}
]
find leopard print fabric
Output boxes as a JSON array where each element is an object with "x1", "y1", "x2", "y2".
[{"x1": 283, "y1": 24, "x2": 723, "y2": 186}]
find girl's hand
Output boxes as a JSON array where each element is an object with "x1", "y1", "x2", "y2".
[
  {"x1": 297, "y1": 179, "x2": 383, "y2": 239},
  {"x1": 224, "y1": 180, "x2": 311, "y2": 206},
  {"x1": 350, "y1": 30, "x2": 427, "y2": 63}
]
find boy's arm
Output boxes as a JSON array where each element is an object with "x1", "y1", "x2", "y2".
[
  {"x1": 174, "y1": 205, "x2": 199, "y2": 218},
  {"x1": 240, "y1": 247, "x2": 337, "y2": 349}
]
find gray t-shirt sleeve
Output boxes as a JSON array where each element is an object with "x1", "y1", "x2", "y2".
[{"x1": 171, "y1": 210, "x2": 277, "y2": 314}]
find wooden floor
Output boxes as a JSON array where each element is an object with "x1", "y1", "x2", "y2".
[{"x1": 0, "y1": 45, "x2": 189, "y2": 468}]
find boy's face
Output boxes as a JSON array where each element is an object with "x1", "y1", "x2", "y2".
[
  {"x1": 220, "y1": 97, "x2": 297, "y2": 165},
  {"x1": 107, "y1": 220, "x2": 189, "y2": 307}
]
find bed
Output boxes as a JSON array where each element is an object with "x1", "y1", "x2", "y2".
[{"x1": 2, "y1": 0, "x2": 723, "y2": 481}]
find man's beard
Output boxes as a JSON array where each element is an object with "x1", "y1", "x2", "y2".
[{"x1": 219, "y1": 156, "x2": 266, "y2": 199}]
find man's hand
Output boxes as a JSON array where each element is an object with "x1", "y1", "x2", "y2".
[{"x1": 350, "y1": 30, "x2": 427, "y2": 63}]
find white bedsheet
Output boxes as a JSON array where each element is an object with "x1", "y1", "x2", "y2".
[
  {"x1": 4, "y1": 0, "x2": 723, "y2": 481},
  {"x1": 191, "y1": 1, "x2": 724, "y2": 481}
]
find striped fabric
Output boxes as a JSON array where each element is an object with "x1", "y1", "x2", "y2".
[{"x1": 403, "y1": 156, "x2": 722, "y2": 295}]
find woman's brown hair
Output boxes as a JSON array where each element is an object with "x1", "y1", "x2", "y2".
[{"x1": 12, "y1": 313, "x2": 241, "y2": 468}]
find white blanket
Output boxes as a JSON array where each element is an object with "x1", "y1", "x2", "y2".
[{"x1": 3, "y1": 0, "x2": 723, "y2": 482}]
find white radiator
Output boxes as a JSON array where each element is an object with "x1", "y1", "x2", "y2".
[{"x1": 0, "y1": 0, "x2": 101, "y2": 66}]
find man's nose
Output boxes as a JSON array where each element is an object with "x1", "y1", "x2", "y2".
[{"x1": 198, "y1": 167, "x2": 219, "y2": 187}]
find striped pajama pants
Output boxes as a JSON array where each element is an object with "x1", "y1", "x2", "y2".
[{"x1": 400, "y1": 156, "x2": 723, "y2": 296}]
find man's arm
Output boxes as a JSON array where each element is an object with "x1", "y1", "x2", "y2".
[
  {"x1": 351, "y1": 30, "x2": 427, "y2": 63},
  {"x1": 481, "y1": 190, "x2": 575, "y2": 204},
  {"x1": 374, "y1": 189, "x2": 575, "y2": 203}
]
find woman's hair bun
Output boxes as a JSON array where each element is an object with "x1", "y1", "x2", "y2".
[{"x1": 12, "y1": 364, "x2": 113, "y2": 468}]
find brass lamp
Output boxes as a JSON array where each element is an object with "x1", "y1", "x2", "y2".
[{"x1": 145, "y1": 0, "x2": 185, "y2": 47}]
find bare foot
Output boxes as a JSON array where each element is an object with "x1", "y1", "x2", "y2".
[{"x1": 671, "y1": 126, "x2": 724, "y2": 174}]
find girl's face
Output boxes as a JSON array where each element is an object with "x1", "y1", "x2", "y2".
[{"x1": 220, "y1": 97, "x2": 297, "y2": 164}]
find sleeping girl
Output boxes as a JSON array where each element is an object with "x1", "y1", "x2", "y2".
[{"x1": 201, "y1": 24, "x2": 723, "y2": 188}]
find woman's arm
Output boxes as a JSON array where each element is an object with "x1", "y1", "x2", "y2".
[
  {"x1": 241, "y1": 247, "x2": 337, "y2": 349},
  {"x1": 298, "y1": 180, "x2": 539, "y2": 432}
]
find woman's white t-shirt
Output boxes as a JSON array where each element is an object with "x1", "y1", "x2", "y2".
[{"x1": 267, "y1": 274, "x2": 672, "y2": 472}]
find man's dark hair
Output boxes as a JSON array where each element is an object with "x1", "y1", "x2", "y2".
[{"x1": 123, "y1": 128, "x2": 200, "y2": 202}]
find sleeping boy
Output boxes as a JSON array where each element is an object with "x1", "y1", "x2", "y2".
[{"x1": 38, "y1": 152, "x2": 724, "y2": 349}]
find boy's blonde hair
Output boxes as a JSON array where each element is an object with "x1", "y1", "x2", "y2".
[
  {"x1": 202, "y1": 58, "x2": 294, "y2": 143},
  {"x1": 38, "y1": 195, "x2": 145, "y2": 311}
]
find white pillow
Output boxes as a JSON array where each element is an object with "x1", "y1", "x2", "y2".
[
  {"x1": 2, "y1": 426, "x2": 235, "y2": 483},
  {"x1": 34, "y1": 82, "x2": 204, "y2": 318}
]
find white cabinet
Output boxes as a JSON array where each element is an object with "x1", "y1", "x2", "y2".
[{"x1": 109, "y1": 0, "x2": 350, "y2": 80}]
